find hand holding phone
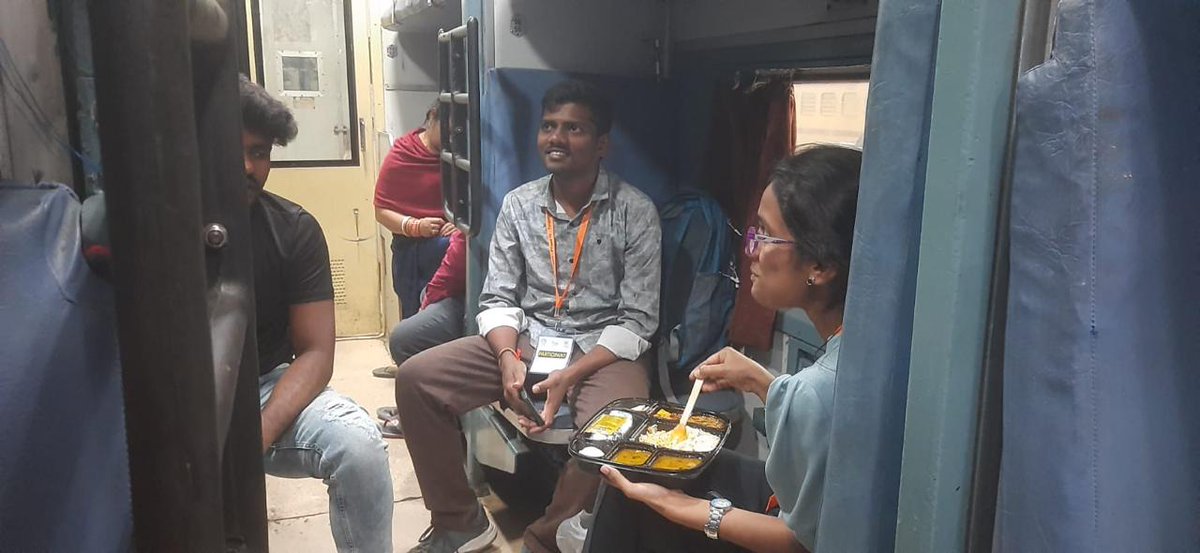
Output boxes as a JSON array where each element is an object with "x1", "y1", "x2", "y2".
[{"x1": 514, "y1": 388, "x2": 546, "y2": 427}]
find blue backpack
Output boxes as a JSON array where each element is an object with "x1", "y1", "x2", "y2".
[{"x1": 655, "y1": 191, "x2": 740, "y2": 411}]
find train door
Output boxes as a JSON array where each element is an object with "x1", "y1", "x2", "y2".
[{"x1": 245, "y1": 0, "x2": 386, "y2": 337}]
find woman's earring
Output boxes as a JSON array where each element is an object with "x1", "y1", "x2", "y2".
[{"x1": 806, "y1": 276, "x2": 816, "y2": 286}]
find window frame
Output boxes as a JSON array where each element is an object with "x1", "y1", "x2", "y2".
[
  {"x1": 790, "y1": 66, "x2": 871, "y2": 149},
  {"x1": 249, "y1": 0, "x2": 360, "y2": 168}
]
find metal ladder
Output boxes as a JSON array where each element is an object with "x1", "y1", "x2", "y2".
[{"x1": 437, "y1": 16, "x2": 482, "y2": 236}]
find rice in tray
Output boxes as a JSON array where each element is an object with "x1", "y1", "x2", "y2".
[{"x1": 637, "y1": 424, "x2": 721, "y2": 453}]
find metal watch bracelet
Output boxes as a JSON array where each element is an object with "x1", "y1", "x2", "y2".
[{"x1": 704, "y1": 497, "x2": 733, "y2": 540}]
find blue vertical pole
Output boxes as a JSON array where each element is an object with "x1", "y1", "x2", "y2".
[{"x1": 895, "y1": 0, "x2": 1024, "y2": 551}]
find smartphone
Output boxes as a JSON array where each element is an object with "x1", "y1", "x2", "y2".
[{"x1": 513, "y1": 388, "x2": 546, "y2": 427}]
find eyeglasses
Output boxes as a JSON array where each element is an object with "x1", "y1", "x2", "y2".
[{"x1": 745, "y1": 225, "x2": 794, "y2": 256}]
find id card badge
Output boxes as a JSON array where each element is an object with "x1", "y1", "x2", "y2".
[{"x1": 529, "y1": 336, "x2": 574, "y2": 375}]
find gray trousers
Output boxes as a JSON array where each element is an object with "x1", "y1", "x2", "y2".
[{"x1": 388, "y1": 297, "x2": 465, "y2": 366}]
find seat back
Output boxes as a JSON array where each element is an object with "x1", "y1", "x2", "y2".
[
  {"x1": 0, "y1": 182, "x2": 132, "y2": 551},
  {"x1": 996, "y1": 2, "x2": 1200, "y2": 551}
]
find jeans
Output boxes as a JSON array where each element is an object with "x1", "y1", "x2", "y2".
[
  {"x1": 260, "y1": 365, "x2": 394, "y2": 553},
  {"x1": 388, "y1": 297, "x2": 465, "y2": 367},
  {"x1": 390, "y1": 235, "x2": 450, "y2": 319}
]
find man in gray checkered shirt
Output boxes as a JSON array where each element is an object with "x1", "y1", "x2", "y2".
[{"x1": 395, "y1": 80, "x2": 662, "y2": 553}]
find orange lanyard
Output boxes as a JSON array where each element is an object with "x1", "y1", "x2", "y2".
[{"x1": 545, "y1": 206, "x2": 593, "y2": 316}]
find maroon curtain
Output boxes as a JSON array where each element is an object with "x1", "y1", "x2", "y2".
[{"x1": 702, "y1": 80, "x2": 796, "y2": 350}]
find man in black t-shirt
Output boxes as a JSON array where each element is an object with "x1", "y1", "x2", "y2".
[{"x1": 240, "y1": 75, "x2": 393, "y2": 553}]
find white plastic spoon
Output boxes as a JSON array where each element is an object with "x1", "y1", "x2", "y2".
[{"x1": 670, "y1": 378, "x2": 704, "y2": 444}]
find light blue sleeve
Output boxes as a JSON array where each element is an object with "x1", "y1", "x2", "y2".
[{"x1": 763, "y1": 339, "x2": 840, "y2": 551}]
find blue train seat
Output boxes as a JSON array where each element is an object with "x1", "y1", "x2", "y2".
[{"x1": 0, "y1": 181, "x2": 131, "y2": 551}]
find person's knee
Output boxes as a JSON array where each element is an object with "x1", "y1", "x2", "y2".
[
  {"x1": 325, "y1": 419, "x2": 390, "y2": 481},
  {"x1": 344, "y1": 431, "x2": 389, "y2": 471},
  {"x1": 391, "y1": 335, "x2": 431, "y2": 368},
  {"x1": 393, "y1": 350, "x2": 434, "y2": 397},
  {"x1": 387, "y1": 323, "x2": 412, "y2": 365}
]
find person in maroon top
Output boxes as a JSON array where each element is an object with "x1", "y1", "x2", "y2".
[
  {"x1": 374, "y1": 102, "x2": 455, "y2": 378},
  {"x1": 420, "y1": 229, "x2": 467, "y2": 309},
  {"x1": 377, "y1": 230, "x2": 467, "y2": 438}
]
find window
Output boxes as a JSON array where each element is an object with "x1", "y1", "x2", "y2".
[
  {"x1": 799, "y1": 92, "x2": 818, "y2": 115},
  {"x1": 842, "y1": 92, "x2": 862, "y2": 116},
  {"x1": 252, "y1": 0, "x2": 357, "y2": 164},
  {"x1": 819, "y1": 92, "x2": 838, "y2": 116},
  {"x1": 793, "y1": 81, "x2": 870, "y2": 148},
  {"x1": 280, "y1": 53, "x2": 320, "y2": 95}
]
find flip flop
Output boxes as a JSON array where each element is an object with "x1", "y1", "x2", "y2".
[
  {"x1": 372, "y1": 365, "x2": 398, "y2": 378},
  {"x1": 376, "y1": 406, "x2": 398, "y2": 421},
  {"x1": 379, "y1": 417, "x2": 403, "y2": 439}
]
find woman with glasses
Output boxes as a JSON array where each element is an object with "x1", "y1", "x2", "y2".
[{"x1": 585, "y1": 145, "x2": 862, "y2": 553}]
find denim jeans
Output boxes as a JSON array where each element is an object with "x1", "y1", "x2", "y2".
[{"x1": 260, "y1": 365, "x2": 394, "y2": 553}]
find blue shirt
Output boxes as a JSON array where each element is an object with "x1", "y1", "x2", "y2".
[{"x1": 764, "y1": 334, "x2": 842, "y2": 551}]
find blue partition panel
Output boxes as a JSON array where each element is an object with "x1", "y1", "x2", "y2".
[
  {"x1": 816, "y1": 1, "x2": 940, "y2": 551},
  {"x1": 0, "y1": 182, "x2": 132, "y2": 551},
  {"x1": 997, "y1": 1, "x2": 1200, "y2": 551}
]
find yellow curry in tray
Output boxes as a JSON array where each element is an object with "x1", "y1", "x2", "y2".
[
  {"x1": 652, "y1": 409, "x2": 727, "y2": 431},
  {"x1": 650, "y1": 455, "x2": 703, "y2": 472},
  {"x1": 611, "y1": 448, "x2": 653, "y2": 467}
]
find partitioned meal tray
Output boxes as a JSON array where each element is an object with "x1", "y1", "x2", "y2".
[{"x1": 568, "y1": 398, "x2": 732, "y2": 484}]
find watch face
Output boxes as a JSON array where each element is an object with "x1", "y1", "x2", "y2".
[{"x1": 712, "y1": 497, "x2": 733, "y2": 510}]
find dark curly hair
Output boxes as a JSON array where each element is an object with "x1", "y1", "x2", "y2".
[
  {"x1": 541, "y1": 79, "x2": 613, "y2": 136},
  {"x1": 771, "y1": 144, "x2": 862, "y2": 294},
  {"x1": 239, "y1": 74, "x2": 298, "y2": 146}
]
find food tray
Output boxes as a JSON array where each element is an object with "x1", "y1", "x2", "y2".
[{"x1": 568, "y1": 398, "x2": 732, "y2": 485}]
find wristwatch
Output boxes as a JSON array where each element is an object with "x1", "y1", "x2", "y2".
[{"x1": 704, "y1": 497, "x2": 733, "y2": 540}]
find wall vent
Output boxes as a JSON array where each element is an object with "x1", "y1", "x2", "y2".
[{"x1": 330, "y1": 259, "x2": 348, "y2": 305}]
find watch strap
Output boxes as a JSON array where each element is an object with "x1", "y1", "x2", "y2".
[{"x1": 704, "y1": 499, "x2": 732, "y2": 540}]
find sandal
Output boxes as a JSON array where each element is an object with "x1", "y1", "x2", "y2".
[
  {"x1": 372, "y1": 365, "x2": 398, "y2": 378},
  {"x1": 376, "y1": 406, "x2": 398, "y2": 421},
  {"x1": 379, "y1": 417, "x2": 403, "y2": 439}
]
